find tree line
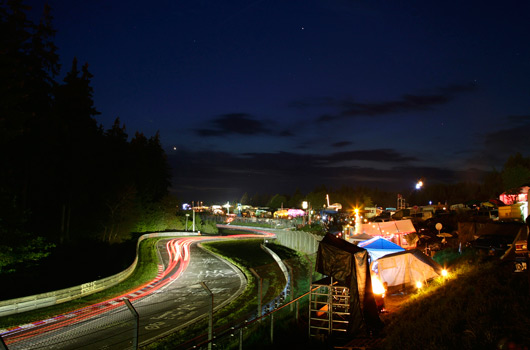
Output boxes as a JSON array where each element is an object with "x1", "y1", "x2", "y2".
[
  {"x1": 0, "y1": 1, "x2": 176, "y2": 273},
  {"x1": 237, "y1": 153, "x2": 530, "y2": 212}
]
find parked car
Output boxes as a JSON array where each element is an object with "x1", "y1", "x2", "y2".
[
  {"x1": 471, "y1": 234, "x2": 515, "y2": 256},
  {"x1": 514, "y1": 239, "x2": 528, "y2": 272}
]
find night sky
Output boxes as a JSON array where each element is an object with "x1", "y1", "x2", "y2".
[{"x1": 28, "y1": 0, "x2": 530, "y2": 204}]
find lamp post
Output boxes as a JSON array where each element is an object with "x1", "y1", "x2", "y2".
[
  {"x1": 192, "y1": 207, "x2": 196, "y2": 232},
  {"x1": 302, "y1": 201, "x2": 308, "y2": 225},
  {"x1": 185, "y1": 213, "x2": 189, "y2": 231},
  {"x1": 354, "y1": 208, "x2": 361, "y2": 235}
]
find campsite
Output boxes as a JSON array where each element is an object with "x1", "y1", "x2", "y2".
[{"x1": 306, "y1": 219, "x2": 530, "y2": 350}]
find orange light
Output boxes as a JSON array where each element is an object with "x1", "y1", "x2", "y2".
[
  {"x1": 371, "y1": 276, "x2": 386, "y2": 295},
  {"x1": 441, "y1": 269, "x2": 448, "y2": 277},
  {"x1": 416, "y1": 281, "x2": 423, "y2": 289}
]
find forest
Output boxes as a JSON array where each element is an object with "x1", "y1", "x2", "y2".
[{"x1": 0, "y1": 1, "x2": 178, "y2": 276}]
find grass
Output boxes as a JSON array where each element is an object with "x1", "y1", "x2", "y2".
[
  {"x1": 228, "y1": 221, "x2": 277, "y2": 228},
  {"x1": 381, "y1": 255, "x2": 530, "y2": 350},
  {"x1": 143, "y1": 239, "x2": 317, "y2": 350},
  {"x1": 224, "y1": 244, "x2": 327, "y2": 350},
  {"x1": 0, "y1": 238, "x2": 160, "y2": 329},
  {"x1": 2, "y1": 230, "x2": 319, "y2": 349},
  {"x1": 143, "y1": 239, "x2": 288, "y2": 349}
]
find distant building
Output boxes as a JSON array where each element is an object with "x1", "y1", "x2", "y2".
[{"x1": 499, "y1": 186, "x2": 529, "y2": 205}]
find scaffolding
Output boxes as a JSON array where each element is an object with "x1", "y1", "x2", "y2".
[
  {"x1": 309, "y1": 277, "x2": 351, "y2": 337},
  {"x1": 397, "y1": 194, "x2": 406, "y2": 210}
]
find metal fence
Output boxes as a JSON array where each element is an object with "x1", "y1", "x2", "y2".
[
  {"x1": 0, "y1": 255, "x2": 319, "y2": 350},
  {"x1": 162, "y1": 255, "x2": 321, "y2": 350}
]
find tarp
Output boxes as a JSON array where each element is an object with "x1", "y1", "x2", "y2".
[
  {"x1": 373, "y1": 249, "x2": 442, "y2": 293},
  {"x1": 457, "y1": 221, "x2": 525, "y2": 245},
  {"x1": 316, "y1": 233, "x2": 383, "y2": 334},
  {"x1": 358, "y1": 237, "x2": 405, "y2": 261},
  {"x1": 360, "y1": 219, "x2": 416, "y2": 236},
  {"x1": 349, "y1": 233, "x2": 374, "y2": 243}
]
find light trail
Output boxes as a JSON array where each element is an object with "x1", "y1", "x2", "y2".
[{"x1": 2, "y1": 228, "x2": 275, "y2": 346}]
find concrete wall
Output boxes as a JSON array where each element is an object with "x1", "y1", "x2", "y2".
[{"x1": 269, "y1": 229, "x2": 322, "y2": 254}]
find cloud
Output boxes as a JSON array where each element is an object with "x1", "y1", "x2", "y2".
[
  {"x1": 505, "y1": 115, "x2": 530, "y2": 125},
  {"x1": 194, "y1": 112, "x2": 293, "y2": 137},
  {"x1": 463, "y1": 115, "x2": 530, "y2": 170},
  {"x1": 482, "y1": 122, "x2": 530, "y2": 155},
  {"x1": 289, "y1": 83, "x2": 477, "y2": 122},
  {"x1": 321, "y1": 149, "x2": 418, "y2": 163},
  {"x1": 168, "y1": 147, "x2": 438, "y2": 203},
  {"x1": 331, "y1": 141, "x2": 352, "y2": 148}
]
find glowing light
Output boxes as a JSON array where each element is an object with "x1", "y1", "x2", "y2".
[
  {"x1": 441, "y1": 269, "x2": 448, "y2": 277},
  {"x1": 371, "y1": 276, "x2": 386, "y2": 295},
  {"x1": 416, "y1": 281, "x2": 423, "y2": 289},
  {"x1": 3, "y1": 226, "x2": 277, "y2": 345}
]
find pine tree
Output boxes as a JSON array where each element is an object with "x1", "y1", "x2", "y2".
[{"x1": 0, "y1": 0, "x2": 58, "y2": 270}]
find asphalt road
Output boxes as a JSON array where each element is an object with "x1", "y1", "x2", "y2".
[{"x1": 1, "y1": 234, "x2": 261, "y2": 350}]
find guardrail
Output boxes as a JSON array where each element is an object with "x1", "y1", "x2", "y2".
[
  {"x1": 1, "y1": 226, "x2": 321, "y2": 349},
  {"x1": 0, "y1": 231, "x2": 200, "y2": 317}
]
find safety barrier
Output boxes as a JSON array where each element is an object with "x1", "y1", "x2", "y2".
[{"x1": 0, "y1": 231, "x2": 199, "y2": 317}]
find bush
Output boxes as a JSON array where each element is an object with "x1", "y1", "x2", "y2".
[
  {"x1": 299, "y1": 223, "x2": 325, "y2": 236},
  {"x1": 381, "y1": 260, "x2": 530, "y2": 350}
]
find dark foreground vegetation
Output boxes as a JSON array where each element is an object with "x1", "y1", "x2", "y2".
[
  {"x1": 381, "y1": 251, "x2": 530, "y2": 350},
  {"x1": 0, "y1": 238, "x2": 159, "y2": 329}
]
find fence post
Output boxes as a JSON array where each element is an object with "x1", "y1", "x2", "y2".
[
  {"x1": 284, "y1": 262, "x2": 294, "y2": 311},
  {"x1": 250, "y1": 268, "x2": 262, "y2": 321},
  {"x1": 239, "y1": 326, "x2": 244, "y2": 350},
  {"x1": 270, "y1": 312, "x2": 274, "y2": 344},
  {"x1": 0, "y1": 334, "x2": 8, "y2": 350},
  {"x1": 200, "y1": 282, "x2": 214, "y2": 350},
  {"x1": 124, "y1": 299, "x2": 139, "y2": 350},
  {"x1": 296, "y1": 299, "x2": 299, "y2": 322}
]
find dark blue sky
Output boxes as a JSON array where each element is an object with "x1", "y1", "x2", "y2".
[{"x1": 29, "y1": 0, "x2": 530, "y2": 203}]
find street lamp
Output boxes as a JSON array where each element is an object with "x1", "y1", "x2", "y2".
[
  {"x1": 415, "y1": 180, "x2": 423, "y2": 190},
  {"x1": 185, "y1": 213, "x2": 190, "y2": 231},
  {"x1": 302, "y1": 201, "x2": 308, "y2": 225}
]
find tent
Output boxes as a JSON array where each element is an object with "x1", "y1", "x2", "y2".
[
  {"x1": 359, "y1": 219, "x2": 417, "y2": 248},
  {"x1": 316, "y1": 233, "x2": 383, "y2": 334},
  {"x1": 348, "y1": 232, "x2": 374, "y2": 244},
  {"x1": 358, "y1": 236, "x2": 405, "y2": 261},
  {"x1": 360, "y1": 219, "x2": 416, "y2": 236},
  {"x1": 373, "y1": 249, "x2": 442, "y2": 293}
]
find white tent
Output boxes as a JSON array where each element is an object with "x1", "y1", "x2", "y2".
[{"x1": 373, "y1": 250, "x2": 442, "y2": 292}]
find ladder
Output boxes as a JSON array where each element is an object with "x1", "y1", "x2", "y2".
[{"x1": 309, "y1": 277, "x2": 351, "y2": 337}]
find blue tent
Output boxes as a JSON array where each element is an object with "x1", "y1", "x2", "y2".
[{"x1": 358, "y1": 236, "x2": 405, "y2": 261}]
